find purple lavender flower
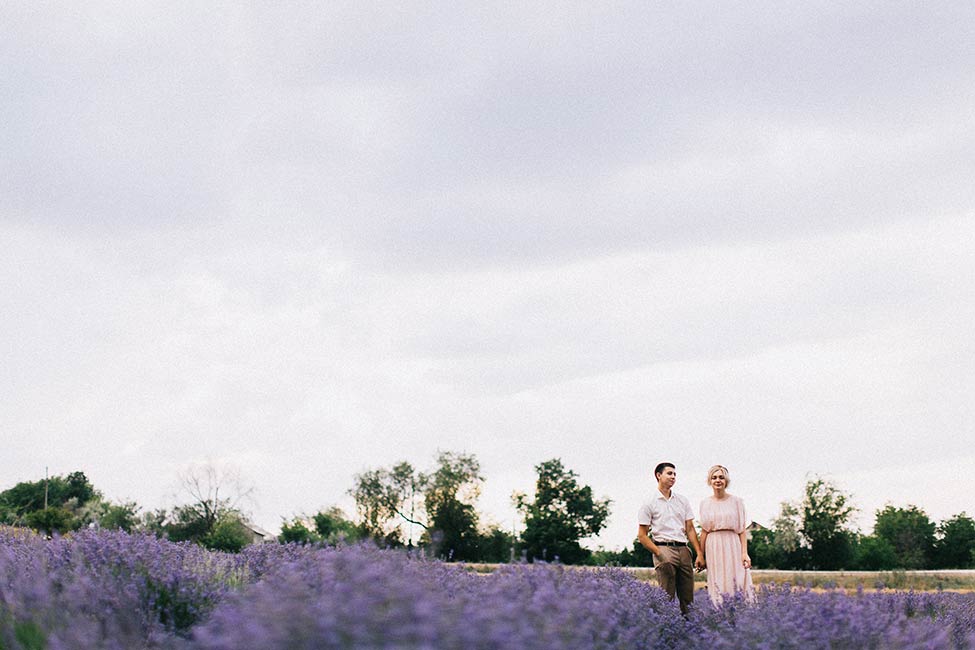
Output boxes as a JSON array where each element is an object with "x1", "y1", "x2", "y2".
[{"x1": 2, "y1": 528, "x2": 973, "y2": 649}]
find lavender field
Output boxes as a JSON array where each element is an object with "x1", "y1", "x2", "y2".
[{"x1": 1, "y1": 528, "x2": 973, "y2": 649}]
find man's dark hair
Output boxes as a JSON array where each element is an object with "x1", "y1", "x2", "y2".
[{"x1": 654, "y1": 462, "x2": 675, "y2": 479}]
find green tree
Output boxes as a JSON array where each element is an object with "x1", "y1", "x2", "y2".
[
  {"x1": 313, "y1": 507, "x2": 364, "y2": 544},
  {"x1": 25, "y1": 506, "x2": 79, "y2": 535},
  {"x1": 165, "y1": 504, "x2": 217, "y2": 543},
  {"x1": 420, "y1": 451, "x2": 483, "y2": 561},
  {"x1": 137, "y1": 508, "x2": 169, "y2": 537},
  {"x1": 279, "y1": 517, "x2": 318, "y2": 544},
  {"x1": 873, "y1": 504, "x2": 936, "y2": 569},
  {"x1": 350, "y1": 461, "x2": 421, "y2": 543},
  {"x1": 934, "y1": 513, "x2": 975, "y2": 568},
  {"x1": 630, "y1": 536, "x2": 655, "y2": 566},
  {"x1": 80, "y1": 500, "x2": 141, "y2": 532},
  {"x1": 279, "y1": 507, "x2": 364, "y2": 545},
  {"x1": 800, "y1": 477, "x2": 856, "y2": 569},
  {"x1": 477, "y1": 525, "x2": 517, "y2": 563},
  {"x1": 203, "y1": 517, "x2": 251, "y2": 553},
  {"x1": 0, "y1": 471, "x2": 100, "y2": 522},
  {"x1": 757, "y1": 501, "x2": 809, "y2": 569},
  {"x1": 0, "y1": 471, "x2": 101, "y2": 535},
  {"x1": 350, "y1": 452, "x2": 483, "y2": 559},
  {"x1": 163, "y1": 463, "x2": 254, "y2": 547},
  {"x1": 101, "y1": 501, "x2": 141, "y2": 532},
  {"x1": 749, "y1": 528, "x2": 788, "y2": 569},
  {"x1": 514, "y1": 458, "x2": 611, "y2": 565},
  {"x1": 854, "y1": 534, "x2": 898, "y2": 570}
]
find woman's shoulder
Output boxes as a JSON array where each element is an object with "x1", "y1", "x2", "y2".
[{"x1": 699, "y1": 495, "x2": 716, "y2": 508}]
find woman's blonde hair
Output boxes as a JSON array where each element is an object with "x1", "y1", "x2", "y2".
[{"x1": 706, "y1": 465, "x2": 730, "y2": 487}]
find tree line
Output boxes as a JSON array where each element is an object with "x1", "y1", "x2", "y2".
[
  {"x1": 2, "y1": 464, "x2": 973, "y2": 569},
  {"x1": 285, "y1": 452, "x2": 610, "y2": 564},
  {"x1": 0, "y1": 453, "x2": 611, "y2": 563},
  {"x1": 0, "y1": 465, "x2": 261, "y2": 552},
  {"x1": 747, "y1": 476, "x2": 975, "y2": 571}
]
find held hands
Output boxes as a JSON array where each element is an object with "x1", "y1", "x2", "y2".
[
  {"x1": 742, "y1": 553, "x2": 752, "y2": 569},
  {"x1": 694, "y1": 555, "x2": 706, "y2": 572}
]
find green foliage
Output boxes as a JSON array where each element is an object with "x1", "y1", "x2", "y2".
[
  {"x1": 313, "y1": 507, "x2": 363, "y2": 544},
  {"x1": 99, "y1": 501, "x2": 141, "y2": 532},
  {"x1": 137, "y1": 509, "x2": 169, "y2": 537},
  {"x1": 588, "y1": 539, "x2": 654, "y2": 567},
  {"x1": 81, "y1": 500, "x2": 141, "y2": 532},
  {"x1": 934, "y1": 512, "x2": 975, "y2": 569},
  {"x1": 14, "y1": 620, "x2": 46, "y2": 650},
  {"x1": 873, "y1": 504, "x2": 936, "y2": 569},
  {"x1": 161, "y1": 463, "x2": 254, "y2": 548},
  {"x1": 279, "y1": 518, "x2": 317, "y2": 544},
  {"x1": 748, "y1": 527, "x2": 787, "y2": 569},
  {"x1": 630, "y1": 536, "x2": 655, "y2": 566},
  {"x1": 515, "y1": 458, "x2": 611, "y2": 564},
  {"x1": 752, "y1": 479, "x2": 974, "y2": 570},
  {"x1": 0, "y1": 471, "x2": 99, "y2": 528},
  {"x1": 427, "y1": 498, "x2": 480, "y2": 560},
  {"x1": 279, "y1": 508, "x2": 364, "y2": 546},
  {"x1": 25, "y1": 507, "x2": 79, "y2": 536},
  {"x1": 799, "y1": 477, "x2": 856, "y2": 569},
  {"x1": 350, "y1": 462, "x2": 420, "y2": 540},
  {"x1": 0, "y1": 504, "x2": 16, "y2": 526},
  {"x1": 203, "y1": 517, "x2": 251, "y2": 553},
  {"x1": 164, "y1": 504, "x2": 218, "y2": 544},
  {"x1": 421, "y1": 452, "x2": 482, "y2": 561},
  {"x1": 350, "y1": 452, "x2": 483, "y2": 560},
  {"x1": 0, "y1": 472, "x2": 99, "y2": 516},
  {"x1": 855, "y1": 534, "x2": 899, "y2": 570},
  {"x1": 477, "y1": 525, "x2": 517, "y2": 563},
  {"x1": 770, "y1": 501, "x2": 802, "y2": 554}
]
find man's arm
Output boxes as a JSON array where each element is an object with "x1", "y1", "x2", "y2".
[
  {"x1": 637, "y1": 524, "x2": 661, "y2": 558},
  {"x1": 686, "y1": 519, "x2": 705, "y2": 570}
]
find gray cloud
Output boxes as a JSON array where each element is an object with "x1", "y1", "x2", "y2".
[{"x1": 2, "y1": 3, "x2": 973, "y2": 546}]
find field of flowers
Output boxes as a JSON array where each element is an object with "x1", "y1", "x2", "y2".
[{"x1": 1, "y1": 528, "x2": 973, "y2": 649}]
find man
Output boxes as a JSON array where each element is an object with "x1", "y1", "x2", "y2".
[{"x1": 637, "y1": 462, "x2": 705, "y2": 614}]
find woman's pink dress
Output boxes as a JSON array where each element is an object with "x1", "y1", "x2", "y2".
[{"x1": 699, "y1": 494, "x2": 754, "y2": 606}]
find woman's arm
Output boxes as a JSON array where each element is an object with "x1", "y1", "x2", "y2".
[{"x1": 738, "y1": 497, "x2": 751, "y2": 568}]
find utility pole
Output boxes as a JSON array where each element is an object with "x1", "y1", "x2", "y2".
[
  {"x1": 408, "y1": 476, "x2": 416, "y2": 549},
  {"x1": 44, "y1": 466, "x2": 49, "y2": 510}
]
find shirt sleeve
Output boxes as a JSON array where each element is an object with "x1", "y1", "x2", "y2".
[
  {"x1": 637, "y1": 502, "x2": 652, "y2": 526},
  {"x1": 682, "y1": 494, "x2": 695, "y2": 522},
  {"x1": 735, "y1": 496, "x2": 748, "y2": 534},
  {"x1": 698, "y1": 499, "x2": 711, "y2": 531}
]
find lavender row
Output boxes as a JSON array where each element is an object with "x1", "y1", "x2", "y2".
[{"x1": 1, "y1": 528, "x2": 973, "y2": 649}]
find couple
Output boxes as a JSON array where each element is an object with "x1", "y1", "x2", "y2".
[{"x1": 637, "y1": 462, "x2": 753, "y2": 612}]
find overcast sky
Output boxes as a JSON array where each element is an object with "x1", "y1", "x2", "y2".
[{"x1": 3, "y1": 3, "x2": 973, "y2": 548}]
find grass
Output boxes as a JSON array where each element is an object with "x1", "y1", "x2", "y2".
[
  {"x1": 462, "y1": 564, "x2": 975, "y2": 592},
  {"x1": 744, "y1": 569, "x2": 975, "y2": 591}
]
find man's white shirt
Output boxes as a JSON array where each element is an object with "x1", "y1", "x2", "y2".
[{"x1": 637, "y1": 491, "x2": 694, "y2": 543}]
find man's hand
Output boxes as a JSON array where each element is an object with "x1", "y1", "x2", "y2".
[{"x1": 694, "y1": 555, "x2": 706, "y2": 571}]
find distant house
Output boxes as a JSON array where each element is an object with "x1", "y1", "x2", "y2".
[
  {"x1": 242, "y1": 521, "x2": 275, "y2": 545},
  {"x1": 745, "y1": 521, "x2": 766, "y2": 540}
]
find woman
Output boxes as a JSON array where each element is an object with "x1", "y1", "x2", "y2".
[{"x1": 699, "y1": 465, "x2": 754, "y2": 606}]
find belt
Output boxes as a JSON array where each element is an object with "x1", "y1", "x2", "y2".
[{"x1": 654, "y1": 540, "x2": 686, "y2": 547}]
